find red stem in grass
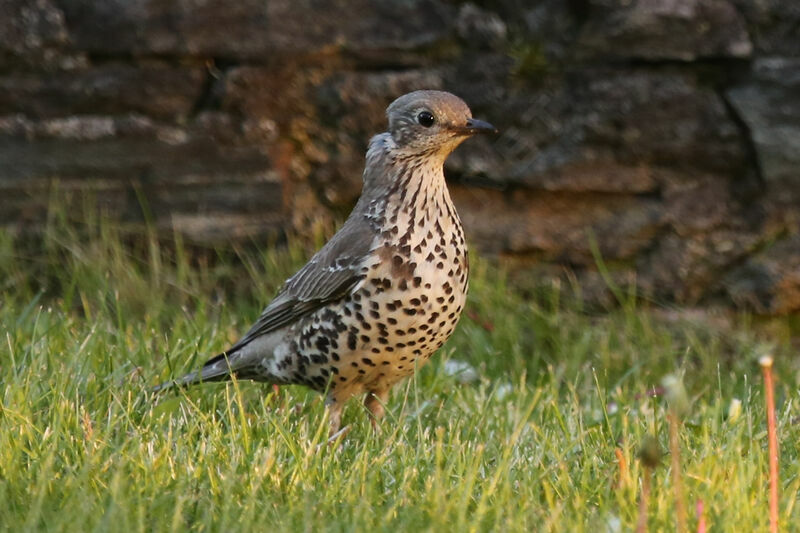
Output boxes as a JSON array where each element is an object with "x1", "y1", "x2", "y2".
[
  {"x1": 615, "y1": 447, "x2": 628, "y2": 489},
  {"x1": 668, "y1": 412, "x2": 687, "y2": 533},
  {"x1": 696, "y1": 499, "x2": 706, "y2": 533},
  {"x1": 761, "y1": 357, "x2": 779, "y2": 533},
  {"x1": 635, "y1": 466, "x2": 651, "y2": 533}
]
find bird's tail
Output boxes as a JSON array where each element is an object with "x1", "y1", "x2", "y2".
[{"x1": 151, "y1": 351, "x2": 238, "y2": 393}]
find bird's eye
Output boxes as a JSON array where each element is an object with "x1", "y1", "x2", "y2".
[{"x1": 417, "y1": 111, "x2": 435, "y2": 127}]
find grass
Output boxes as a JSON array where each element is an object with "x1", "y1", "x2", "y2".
[{"x1": 1, "y1": 203, "x2": 799, "y2": 532}]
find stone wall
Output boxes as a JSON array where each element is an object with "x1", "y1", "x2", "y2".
[{"x1": 1, "y1": 0, "x2": 798, "y2": 313}]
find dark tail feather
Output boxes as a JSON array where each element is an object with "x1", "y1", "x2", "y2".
[{"x1": 152, "y1": 351, "x2": 237, "y2": 393}]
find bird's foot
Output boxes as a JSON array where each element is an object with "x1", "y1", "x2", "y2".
[
  {"x1": 316, "y1": 425, "x2": 351, "y2": 451},
  {"x1": 364, "y1": 390, "x2": 388, "y2": 433}
]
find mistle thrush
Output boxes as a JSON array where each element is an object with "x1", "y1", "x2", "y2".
[{"x1": 155, "y1": 90, "x2": 496, "y2": 434}]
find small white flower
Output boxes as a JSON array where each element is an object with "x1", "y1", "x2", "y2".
[
  {"x1": 495, "y1": 383, "x2": 513, "y2": 400},
  {"x1": 444, "y1": 359, "x2": 479, "y2": 384},
  {"x1": 728, "y1": 398, "x2": 742, "y2": 423},
  {"x1": 605, "y1": 514, "x2": 622, "y2": 533}
]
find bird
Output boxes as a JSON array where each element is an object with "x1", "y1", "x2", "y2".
[{"x1": 154, "y1": 90, "x2": 496, "y2": 436}]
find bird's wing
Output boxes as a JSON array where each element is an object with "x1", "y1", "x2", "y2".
[
  {"x1": 228, "y1": 213, "x2": 378, "y2": 353},
  {"x1": 226, "y1": 135, "x2": 394, "y2": 355}
]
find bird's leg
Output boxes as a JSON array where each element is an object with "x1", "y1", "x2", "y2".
[
  {"x1": 364, "y1": 389, "x2": 390, "y2": 431},
  {"x1": 328, "y1": 401, "x2": 342, "y2": 436},
  {"x1": 322, "y1": 399, "x2": 351, "y2": 447}
]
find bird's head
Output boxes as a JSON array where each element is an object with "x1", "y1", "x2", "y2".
[{"x1": 386, "y1": 90, "x2": 496, "y2": 159}]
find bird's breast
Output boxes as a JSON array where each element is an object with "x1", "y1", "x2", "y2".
[{"x1": 360, "y1": 189, "x2": 469, "y2": 343}]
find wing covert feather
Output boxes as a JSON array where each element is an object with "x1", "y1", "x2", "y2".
[{"x1": 229, "y1": 213, "x2": 378, "y2": 352}]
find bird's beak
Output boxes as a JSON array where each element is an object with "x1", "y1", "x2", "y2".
[{"x1": 456, "y1": 117, "x2": 498, "y2": 135}]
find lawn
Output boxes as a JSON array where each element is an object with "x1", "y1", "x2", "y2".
[{"x1": 2, "y1": 207, "x2": 799, "y2": 532}]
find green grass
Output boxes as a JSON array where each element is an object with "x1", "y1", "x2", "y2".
[{"x1": 2, "y1": 206, "x2": 799, "y2": 532}]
